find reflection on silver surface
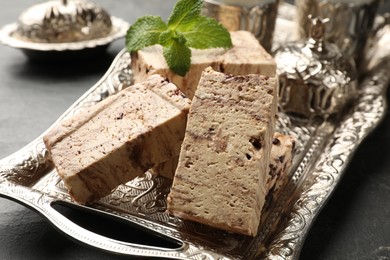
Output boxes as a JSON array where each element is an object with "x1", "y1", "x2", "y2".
[
  {"x1": 0, "y1": 4, "x2": 389, "y2": 260},
  {"x1": 202, "y1": 0, "x2": 279, "y2": 52},
  {"x1": 361, "y1": 14, "x2": 390, "y2": 74}
]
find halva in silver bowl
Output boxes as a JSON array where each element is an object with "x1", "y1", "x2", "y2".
[
  {"x1": 13, "y1": 0, "x2": 112, "y2": 43},
  {"x1": 0, "y1": 0, "x2": 129, "y2": 60}
]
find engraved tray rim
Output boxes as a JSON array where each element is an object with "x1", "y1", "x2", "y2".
[{"x1": 0, "y1": 4, "x2": 389, "y2": 260}]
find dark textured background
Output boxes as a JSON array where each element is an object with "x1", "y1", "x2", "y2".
[{"x1": 0, "y1": 0, "x2": 389, "y2": 259}]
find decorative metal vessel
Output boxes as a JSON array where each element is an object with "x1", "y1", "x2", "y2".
[
  {"x1": 13, "y1": 0, "x2": 112, "y2": 43},
  {"x1": 295, "y1": 0, "x2": 380, "y2": 63},
  {"x1": 274, "y1": 17, "x2": 358, "y2": 121},
  {"x1": 0, "y1": 0, "x2": 129, "y2": 60}
]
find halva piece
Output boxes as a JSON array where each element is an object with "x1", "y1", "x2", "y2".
[
  {"x1": 131, "y1": 30, "x2": 276, "y2": 99},
  {"x1": 167, "y1": 67, "x2": 277, "y2": 236},
  {"x1": 267, "y1": 133, "x2": 296, "y2": 194},
  {"x1": 151, "y1": 133, "x2": 295, "y2": 183},
  {"x1": 43, "y1": 75, "x2": 191, "y2": 204}
]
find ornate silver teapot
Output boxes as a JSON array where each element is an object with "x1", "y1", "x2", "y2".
[{"x1": 274, "y1": 17, "x2": 358, "y2": 121}]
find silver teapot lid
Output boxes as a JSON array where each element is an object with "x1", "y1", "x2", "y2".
[{"x1": 13, "y1": 0, "x2": 112, "y2": 43}]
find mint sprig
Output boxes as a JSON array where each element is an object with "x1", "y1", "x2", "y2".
[{"x1": 126, "y1": 0, "x2": 232, "y2": 76}]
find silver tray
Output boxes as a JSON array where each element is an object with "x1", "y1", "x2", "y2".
[{"x1": 0, "y1": 4, "x2": 389, "y2": 260}]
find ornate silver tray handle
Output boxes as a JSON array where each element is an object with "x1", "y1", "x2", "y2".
[{"x1": 0, "y1": 4, "x2": 390, "y2": 260}]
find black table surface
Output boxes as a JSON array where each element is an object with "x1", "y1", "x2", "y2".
[{"x1": 0, "y1": 0, "x2": 389, "y2": 259}]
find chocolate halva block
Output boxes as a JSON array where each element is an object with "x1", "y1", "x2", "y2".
[
  {"x1": 151, "y1": 133, "x2": 295, "y2": 183},
  {"x1": 43, "y1": 75, "x2": 191, "y2": 204},
  {"x1": 267, "y1": 133, "x2": 295, "y2": 193},
  {"x1": 131, "y1": 30, "x2": 276, "y2": 99},
  {"x1": 167, "y1": 67, "x2": 277, "y2": 236}
]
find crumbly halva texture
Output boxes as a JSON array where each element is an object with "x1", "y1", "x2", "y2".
[
  {"x1": 131, "y1": 30, "x2": 276, "y2": 99},
  {"x1": 43, "y1": 75, "x2": 191, "y2": 204},
  {"x1": 167, "y1": 67, "x2": 278, "y2": 236},
  {"x1": 151, "y1": 133, "x2": 295, "y2": 182},
  {"x1": 267, "y1": 133, "x2": 295, "y2": 194}
]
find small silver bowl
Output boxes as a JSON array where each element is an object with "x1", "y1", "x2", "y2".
[{"x1": 0, "y1": 0, "x2": 129, "y2": 61}]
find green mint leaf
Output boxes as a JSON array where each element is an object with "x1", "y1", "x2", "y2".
[
  {"x1": 159, "y1": 30, "x2": 187, "y2": 47},
  {"x1": 167, "y1": 0, "x2": 203, "y2": 30},
  {"x1": 182, "y1": 16, "x2": 232, "y2": 49},
  {"x1": 125, "y1": 0, "x2": 233, "y2": 76},
  {"x1": 159, "y1": 30, "x2": 174, "y2": 47},
  {"x1": 163, "y1": 40, "x2": 191, "y2": 77},
  {"x1": 126, "y1": 16, "x2": 167, "y2": 52}
]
